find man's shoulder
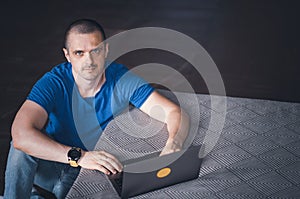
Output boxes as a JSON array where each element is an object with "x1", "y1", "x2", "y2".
[
  {"x1": 48, "y1": 62, "x2": 72, "y2": 78},
  {"x1": 106, "y1": 61, "x2": 128, "y2": 79},
  {"x1": 106, "y1": 61, "x2": 127, "y2": 71},
  {"x1": 41, "y1": 62, "x2": 72, "y2": 82},
  {"x1": 36, "y1": 62, "x2": 73, "y2": 89}
]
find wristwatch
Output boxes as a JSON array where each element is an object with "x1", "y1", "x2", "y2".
[{"x1": 67, "y1": 147, "x2": 82, "y2": 167}]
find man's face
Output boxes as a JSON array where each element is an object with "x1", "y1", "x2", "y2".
[{"x1": 63, "y1": 31, "x2": 109, "y2": 81}]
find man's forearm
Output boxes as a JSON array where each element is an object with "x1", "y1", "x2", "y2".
[
  {"x1": 134, "y1": 91, "x2": 190, "y2": 154},
  {"x1": 12, "y1": 126, "x2": 123, "y2": 174},
  {"x1": 165, "y1": 108, "x2": 190, "y2": 147},
  {"x1": 12, "y1": 126, "x2": 70, "y2": 164},
  {"x1": 160, "y1": 108, "x2": 190, "y2": 155}
]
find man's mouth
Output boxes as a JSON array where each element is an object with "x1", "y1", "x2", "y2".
[{"x1": 83, "y1": 66, "x2": 97, "y2": 71}]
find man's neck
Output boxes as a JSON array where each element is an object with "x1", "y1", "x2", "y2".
[{"x1": 75, "y1": 74, "x2": 106, "y2": 98}]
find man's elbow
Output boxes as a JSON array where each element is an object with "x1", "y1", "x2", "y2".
[
  {"x1": 178, "y1": 108, "x2": 190, "y2": 124},
  {"x1": 11, "y1": 121, "x2": 27, "y2": 150},
  {"x1": 170, "y1": 107, "x2": 190, "y2": 126}
]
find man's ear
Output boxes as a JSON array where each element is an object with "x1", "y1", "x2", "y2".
[
  {"x1": 104, "y1": 43, "x2": 109, "y2": 58},
  {"x1": 63, "y1": 48, "x2": 71, "y2": 62}
]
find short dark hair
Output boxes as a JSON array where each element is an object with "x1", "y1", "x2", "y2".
[{"x1": 64, "y1": 19, "x2": 106, "y2": 49}]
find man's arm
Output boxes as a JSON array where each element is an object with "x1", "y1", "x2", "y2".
[
  {"x1": 12, "y1": 100, "x2": 122, "y2": 174},
  {"x1": 139, "y1": 91, "x2": 190, "y2": 155}
]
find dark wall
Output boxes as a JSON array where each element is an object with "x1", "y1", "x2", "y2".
[{"x1": 1, "y1": 0, "x2": 299, "y2": 102}]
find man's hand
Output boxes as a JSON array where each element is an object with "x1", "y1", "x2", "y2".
[
  {"x1": 78, "y1": 150, "x2": 123, "y2": 175},
  {"x1": 160, "y1": 139, "x2": 183, "y2": 156}
]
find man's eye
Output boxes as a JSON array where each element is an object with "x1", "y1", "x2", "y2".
[
  {"x1": 75, "y1": 51, "x2": 83, "y2": 56},
  {"x1": 92, "y1": 48, "x2": 101, "y2": 54}
]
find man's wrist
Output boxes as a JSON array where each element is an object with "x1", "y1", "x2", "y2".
[
  {"x1": 67, "y1": 147, "x2": 82, "y2": 167},
  {"x1": 166, "y1": 138, "x2": 183, "y2": 149}
]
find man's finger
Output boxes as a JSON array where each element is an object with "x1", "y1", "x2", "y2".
[
  {"x1": 108, "y1": 158, "x2": 123, "y2": 172},
  {"x1": 100, "y1": 152, "x2": 123, "y2": 171},
  {"x1": 96, "y1": 164, "x2": 110, "y2": 175},
  {"x1": 97, "y1": 158, "x2": 118, "y2": 174}
]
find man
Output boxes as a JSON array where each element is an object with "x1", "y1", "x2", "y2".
[{"x1": 4, "y1": 19, "x2": 189, "y2": 199}]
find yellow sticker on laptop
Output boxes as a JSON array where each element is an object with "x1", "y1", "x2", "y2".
[{"x1": 157, "y1": 167, "x2": 171, "y2": 178}]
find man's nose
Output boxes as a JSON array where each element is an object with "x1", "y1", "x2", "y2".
[{"x1": 85, "y1": 53, "x2": 94, "y2": 65}]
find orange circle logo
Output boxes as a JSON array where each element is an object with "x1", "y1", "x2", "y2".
[{"x1": 157, "y1": 167, "x2": 171, "y2": 178}]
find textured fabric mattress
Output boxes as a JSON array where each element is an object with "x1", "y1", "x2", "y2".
[{"x1": 66, "y1": 90, "x2": 300, "y2": 198}]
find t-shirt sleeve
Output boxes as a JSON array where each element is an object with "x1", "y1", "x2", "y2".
[
  {"x1": 114, "y1": 65, "x2": 154, "y2": 108},
  {"x1": 130, "y1": 81, "x2": 154, "y2": 108},
  {"x1": 27, "y1": 73, "x2": 60, "y2": 114}
]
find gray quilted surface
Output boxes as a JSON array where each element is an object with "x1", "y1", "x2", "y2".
[{"x1": 66, "y1": 90, "x2": 300, "y2": 199}]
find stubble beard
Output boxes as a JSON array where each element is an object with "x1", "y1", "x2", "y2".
[{"x1": 80, "y1": 64, "x2": 105, "y2": 81}]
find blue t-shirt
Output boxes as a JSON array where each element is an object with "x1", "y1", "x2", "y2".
[{"x1": 27, "y1": 61, "x2": 154, "y2": 150}]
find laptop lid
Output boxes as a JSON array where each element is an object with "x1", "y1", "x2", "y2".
[{"x1": 117, "y1": 145, "x2": 203, "y2": 198}]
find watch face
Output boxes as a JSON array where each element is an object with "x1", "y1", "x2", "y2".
[{"x1": 68, "y1": 148, "x2": 81, "y2": 161}]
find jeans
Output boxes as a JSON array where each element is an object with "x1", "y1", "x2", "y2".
[{"x1": 4, "y1": 143, "x2": 80, "y2": 199}]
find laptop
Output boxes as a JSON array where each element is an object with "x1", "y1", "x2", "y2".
[{"x1": 107, "y1": 145, "x2": 203, "y2": 199}]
